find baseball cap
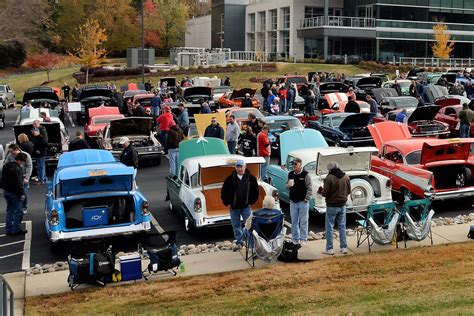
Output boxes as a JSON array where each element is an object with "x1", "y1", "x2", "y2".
[
  {"x1": 119, "y1": 136, "x2": 130, "y2": 144},
  {"x1": 164, "y1": 105, "x2": 171, "y2": 112},
  {"x1": 235, "y1": 159, "x2": 246, "y2": 167}
]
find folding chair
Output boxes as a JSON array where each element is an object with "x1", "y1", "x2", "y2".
[
  {"x1": 398, "y1": 199, "x2": 434, "y2": 248},
  {"x1": 245, "y1": 209, "x2": 286, "y2": 267},
  {"x1": 356, "y1": 202, "x2": 398, "y2": 252}
]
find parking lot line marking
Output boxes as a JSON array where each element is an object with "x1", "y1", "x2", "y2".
[
  {"x1": 22, "y1": 221, "x2": 32, "y2": 270},
  {"x1": 0, "y1": 240, "x2": 24, "y2": 248},
  {"x1": 0, "y1": 251, "x2": 23, "y2": 259},
  {"x1": 149, "y1": 213, "x2": 165, "y2": 234}
]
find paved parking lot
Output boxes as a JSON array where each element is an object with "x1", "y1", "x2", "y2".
[{"x1": 0, "y1": 221, "x2": 31, "y2": 273}]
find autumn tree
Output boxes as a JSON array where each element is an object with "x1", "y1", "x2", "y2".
[
  {"x1": 154, "y1": 0, "x2": 189, "y2": 51},
  {"x1": 74, "y1": 20, "x2": 107, "y2": 84},
  {"x1": 26, "y1": 51, "x2": 66, "y2": 83},
  {"x1": 432, "y1": 22, "x2": 455, "y2": 59}
]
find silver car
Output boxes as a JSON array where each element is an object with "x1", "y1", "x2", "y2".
[{"x1": 0, "y1": 84, "x2": 16, "y2": 108}]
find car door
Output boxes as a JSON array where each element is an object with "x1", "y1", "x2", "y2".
[
  {"x1": 167, "y1": 168, "x2": 183, "y2": 213},
  {"x1": 267, "y1": 161, "x2": 290, "y2": 203},
  {"x1": 372, "y1": 145, "x2": 400, "y2": 190}
]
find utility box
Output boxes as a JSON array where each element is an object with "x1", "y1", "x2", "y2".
[{"x1": 127, "y1": 48, "x2": 155, "y2": 68}]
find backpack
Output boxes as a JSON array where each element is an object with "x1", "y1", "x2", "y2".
[{"x1": 277, "y1": 241, "x2": 301, "y2": 263}]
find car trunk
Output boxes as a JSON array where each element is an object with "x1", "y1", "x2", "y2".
[
  {"x1": 14, "y1": 122, "x2": 63, "y2": 157},
  {"x1": 63, "y1": 195, "x2": 136, "y2": 229},
  {"x1": 200, "y1": 164, "x2": 265, "y2": 217},
  {"x1": 427, "y1": 164, "x2": 471, "y2": 189},
  {"x1": 338, "y1": 113, "x2": 373, "y2": 138},
  {"x1": 111, "y1": 135, "x2": 155, "y2": 151}
]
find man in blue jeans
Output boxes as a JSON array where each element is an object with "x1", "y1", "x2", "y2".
[
  {"x1": 287, "y1": 157, "x2": 312, "y2": 245},
  {"x1": 318, "y1": 161, "x2": 351, "y2": 255},
  {"x1": 221, "y1": 159, "x2": 259, "y2": 251}
]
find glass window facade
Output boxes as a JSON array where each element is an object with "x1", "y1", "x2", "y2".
[
  {"x1": 249, "y1": 13, "x2": 255, "y2": 32},
  {"x1": 259, "y1": 11, "x2": 266, "y2": 31},
  {"x1": 270, "y1": 10, "x2": 277, "y2": 30},
  {"x1": 282, "y1": 31, "x2": 290, "y2": 54},
  {"x1": 282, "y1": 7, "x2": 290, "y2": 29}
]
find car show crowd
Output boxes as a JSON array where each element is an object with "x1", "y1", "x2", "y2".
[{"x1": 2, "y1": 66, "x2": 474, "y2": 261}]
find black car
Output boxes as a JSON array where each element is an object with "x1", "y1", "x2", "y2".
[
  {"x1": 318, "y1": 82, "x2": 348, "y2": 109},
  {"x1": 307, "y1": 113, "x2": 374, "y2": 147},
  {"x1": 354, "y1": 77, "x2": 383, "y2": 100},
  {"x1": 78, "y1": 85, "x2": 120, "y2": 124},
  {"x1": 23, "y1": 87, "x2": 60, "y2": 109}
]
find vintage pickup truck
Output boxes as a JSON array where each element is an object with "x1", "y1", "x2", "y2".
[{"x1": 45, "y1": 149, "x2": 152, "y2": 249}]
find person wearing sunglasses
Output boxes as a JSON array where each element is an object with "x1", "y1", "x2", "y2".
[{"x1": 286, "y1": 157, "x2": 312, "y2": 245}]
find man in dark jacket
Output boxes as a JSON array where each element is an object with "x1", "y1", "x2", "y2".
[
  {"x1": 204, "y1": 117, "x2": 224, "y2": 139},
  {"x1": 69, "y1": 131, "x2": 90, "y2": 151},
  {"x1": 32, "y1": 120, "x2": 48, "y2": 143},
  {"x1": 221, "y1": 159, "x2": 259, "y2": 251},
  {"x1": 344, "y1": 96, "x2": 360, "y2": 113},
  {"x1": 119, "y1": 137, "x2": 139, "y2": 169},
  {"x1": 318, "y1": 161, "x2": 351, "y2": 255},
  {"x1": 31, "y1": 127, "x2": 48, "y2": 184},
  {"x1": 2, "y1": 153, "x2": 28, "y2": 235},
  {"x1": 167, "y1": 125, "x2": 184, "y2": 176},
  {"x1": 241, "y1": 93, "x2": 253, "y2": 108}
]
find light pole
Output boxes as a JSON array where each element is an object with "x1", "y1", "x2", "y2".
[{"x1": 141, "y1": 0, "x2": 145, "y2": 84}]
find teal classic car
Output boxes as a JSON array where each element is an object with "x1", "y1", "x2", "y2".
[
  {"x1": 267, "y1": 129, "x2": 394, "y2": 214},
  {"x1": 166, "y1": 138, "x2": 280, "y2": 231}
]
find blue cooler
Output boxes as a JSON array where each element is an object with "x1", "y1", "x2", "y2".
[
  {"x1": 119, "y1": 254, "x2": 142, "y2": 281},
  {"x1": 82, "y1": 206, "x2": 108, "y2": 227}
]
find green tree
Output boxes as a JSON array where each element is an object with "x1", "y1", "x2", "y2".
[{"x1": 154, "y1": 0, "x2": 189, "y2": 51}]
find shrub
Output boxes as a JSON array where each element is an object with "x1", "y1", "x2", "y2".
[
  {"x1": 0, "y1": 41, "x2": 26, "y2": 68},
  {"x1": 197, "y1": 65, "x2": 204, "y2": 69}
]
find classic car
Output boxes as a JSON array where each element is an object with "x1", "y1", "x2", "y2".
[
  {"x1": 306, "y1": 113, "x2": 375, "y2": 147},
  {"x1": 324, "y1": 93, "x2": 371, "y2": 113},
  {"x1": 318, "y1": 82, "x2": 348, "y2": 108},
  {"x1": 434, "y1": 95, "x2": 471, "y2": 108},
  {"x1": 266, "y1": 129, "x2": 393, "y2": 214},
  {"x1": 218, "y1": 88, "x2": 260, "y2": 108},
  {"x1": 216, "y1": 107, "x2": 264, "y2": 125},
  {"x1": 386, "y1": 105, "x2": 450, "y2": 137},
  {"x1": 14, "y1": 115, "x2": 69, "y2": 167},
  {"x1": 84, "y1": 105, "x2": 124, "y2": 141},
  {"x1": 0, "y1": 84, "x2": 16, "y2": 108},
  {"x1": 369, "y1": 121, "x2": 474, "y2": 201},
  {"x1": 23, "y1": 87, "x2": 60, "y2": 109},
  {"x1": 78, "y1": 85, "x2": 119, "y2": 125},
  {"x1": 131, "y1": 93, "x2": 154, "y2": 108},
  {"x1": 354, "y1": 77, "x2": 383, "y2": 100},
  {"x1": 212, "y1": 86, "x2": 232, "y2": 103},
  {"x1": 97, "y1": 117, "x2": 163, "y2": 166},
  {"x1": 378, "y1": 96, "x2": 418, "y2": 115},
  {"x1": 435, "y1": 104, "x2": 474, "y2": 137},
  {"x1": 166, "y1": 138, "x2": 280, "y2": 231},
  {"x1": 45, "y1": 149, "x2": 152, "y2": 248},
  {"x1": 382, "y1": 80, "x2": 411, "y2": 96},
  {"x1": 277, "y1": 75, "x2": 308, "y2": 89},
  {"x1": 423, "y1": 85, "x2": 448, "y2": 104},
  {"x1": 261, "y1": 116, "x2": 304, "y2": 157},
  {"x1": 159, "y1": 77, "x2": 177, "y2": 94},
  {"x1": 180, "y1": 86, "x2": 215, "y2": 116}
]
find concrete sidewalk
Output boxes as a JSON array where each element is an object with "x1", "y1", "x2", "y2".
[{"x1": 3, "y1": 222, "x2": 473, "y2": 315}]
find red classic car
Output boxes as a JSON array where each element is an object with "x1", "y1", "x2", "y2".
[
  {"x1": 435, "y1": 104, "x2": 474, "y2": 137},
  {"x1": 369, "y1": 121, "x2": 474, "y2": 201},
  {"x1": 84, "y1": 105, "x2": 125, "y2": 140},
  {"x1": 386, "y1": 105, "x2": 450, "y2": 137},
  {"x1": 434, "y1": 95, "x2": 471, "y2": 108},
  {"x1": 218, "y1": 88, "x2": 260, "y2": 108}
]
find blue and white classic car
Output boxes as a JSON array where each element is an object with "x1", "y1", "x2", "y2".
[
  {"x1": 266, "y1": 129, "x2": 394, "y2": 214},
  {"x1": 45, "y1": 149, "x2": 151, "y2": 247},
  {"x1": 166, "y1": 138, "x2": 280, "y2": 231}
]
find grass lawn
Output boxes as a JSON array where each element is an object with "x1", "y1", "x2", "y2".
[
  {"x1": 25, "y1": 242, "x2": 474, "y2": 315},
  {"x1": 2, "y1": 62, "x2": 372, "y2": 102}
]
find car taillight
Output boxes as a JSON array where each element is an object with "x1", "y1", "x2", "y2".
[
  {"x1": 194, "y1": 198, "x2": 202, "y2": 213},
  {"x1": 386, "y1": 179, "x2": 391, "y2": 188},
  {"x1": 50, "y1": 209, "x2": 59, "y2": 226},
  {"x1": 141, "y1": 201, "x2": 149, "y2": 215},
  {"x1": 272, "y1": 190, "x2": 279, "y2": 202}
]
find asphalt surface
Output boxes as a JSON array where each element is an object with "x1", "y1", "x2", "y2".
[{"x1": 0, "y1": 108, "x2": 473, "y2": 274}]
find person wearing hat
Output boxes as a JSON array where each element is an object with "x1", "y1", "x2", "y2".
[
  {"x1": 286, "y1": 157, "x2": 312, "y2": 245},
  {"x1": 156, "y1": 105, "x2": 176, "y2": 149},
  {"x1": 221, "y1": 159, "x2": 259, "y2": 251},
  {"x1": 31, "y1": 127, "x2": 48, "y2": 184},
  {"x1": 119, "y1": 136, "x2": 138, "y2": 169},
  {"x1": 241, "y1": 93, "x2": 253, "y2": 108}
]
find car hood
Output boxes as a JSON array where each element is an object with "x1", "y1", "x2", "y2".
[
  {"x1": 183, "y1": 86, "x2": 212, "y2": 99},
  {"x1": 408, "y1": 105, "x2": 441, "y2": 122},
  {"x1": 109, "y1": 117, "x2": 152, "y2": 139},
  {"x1": 79, "y1": 88, "x2": 113, "y2": 100},
  {"x1": 356, "y1": 77, "x2": 382, "y2": 87},
  {"x1": 368, "y1": 121, "x2": 412, "y2": 151},
  {"x1": 420, "y1": 140, "x2": 472, "y2": 165},
  {"x1": 434, "y1": 96, "x2": 471, "y2": 107},
  {"x1": 316, "y1": 147, "x2": 377, "y2": 176},
  {"x1": 325, "y1": 93, "x2": 348, "y2": 108},
  {"x1": 14, "y1": 122, "x2": 62, "y2": 144},
  {"x1": 423, "y1": 85, "x2": 448, "y2": 103},
  {"x1": 23, "y1": 91, "x2": 59, "y2": 104},
  {"x1": 373, "y1": 88, "x2": 399, "y2": 103},
  {"x1": 88, "y1": 105, "x2": 120, "y2": 118},
  {"x1": 229, "y1": 88, "x2": 256, "y2": 99},
  {"x1": 339, "y1": 113, "x2": 375, "y2": 129},
  {"x1": 319, "y1": 82, "x2": 346, "y2": 94},
  {"x1": 280, "y1": 129, "x2": 328, "y2": 165}
]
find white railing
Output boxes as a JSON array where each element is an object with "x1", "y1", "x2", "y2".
[
  {"x1": 399, "y1": 57, "x2": 474, "y2": 68},
  {"x1": 300, "y1": 16, "x2": 376, "y2": 29},
  {"x1": 227, "y1": 51, "x2": 269, "y2": 63}
]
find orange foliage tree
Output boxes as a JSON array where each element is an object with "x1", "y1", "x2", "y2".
[
  {"x1": 432, "y1": 22, "x2": 455, "y2": 59},
  {"x1": 26, "y1": 51, "x2": 66, "y2": 82}
]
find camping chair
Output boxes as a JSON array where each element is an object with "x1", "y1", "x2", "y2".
[
  {"x1": 356, "y1": 202, "x2": 398, "y2": 252},
  {"x1": 245, "y1": 209, "x2": 286, "y2": 267},
  {"x1": 138, "y1": 231, "x2": 181, "y2": 280},
  {"x1": 398, "y1": 199, "x2": 434, "y2": 248}
]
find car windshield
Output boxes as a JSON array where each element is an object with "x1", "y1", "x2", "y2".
[
  {"x1": 93, "y1": 116, "x2": 123, "y2": 125},
  {"x1": 406, "y1": 150, "x2": 421, "y2": 165},
  {"x1": 0, "y1": 86, "x2": 5, "y2": 93},
  {"x1": 329, "y1": 116, "x2": 347, "y2": 128},
  {"x1": 266, "y1": 119, "x2": 302, "y2": 130},
  {"x1": 392, "y1": 98, "x2": 418, "y2": 109}
]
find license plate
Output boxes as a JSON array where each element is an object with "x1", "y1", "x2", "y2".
[{"x1": 88, "y1": 170, "x2": 108, "y2": 177}]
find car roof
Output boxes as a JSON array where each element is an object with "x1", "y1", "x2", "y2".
[
  {"x1": 57, "y1": 149, "x2": 116, "y2": 169},
  {"x1": 383, "y1": 138, "x2": 454, "y2": 155},
  {"x1": 262, "y1": 115, "x2": 298, "y2": 121}
]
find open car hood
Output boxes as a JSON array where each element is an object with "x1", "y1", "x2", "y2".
[
  {"x1": 229, "y1": 88, "x2": 256, "y2": 100},
  {"x1": 368, "y1": 121, "x2": 412, "y2": 151},
  {"x1": 109, "y1": 117, "x2": 152, "y2": 139},
  {"x1": 356, "y1": 77, "x2": 382, "y2": 87},
  {"x1": 316, "y1": 147, "x2": 377, "y2": 176},
  {"x1": 199, "y1": 156, "x2": 265, "y2": 184},
  {"x1": 280, "y1": 129, "x2": 328, "y2": 165},
  {"x1": 372, "y1": 88, "x2": 399, "y2": 103},
  {"x1": 325, "y1": 93, "x2": 348, "y2": 108},
  {"x1": 420, "y1": 140, "x2": 472, "y2": 165},
  {"x1": 14, "y1": 122, "x2": 62, "y2": 144},
  {"x1": 178, "y1": 138, "x2": 229, "y2": 166},
  {"x1": 23, "y1": 89, "x2": 59, "y2": 104},
  {"x1": 423, "y1": 85, "x2": 448, "y2": 104},
  {"x1": 160, "y1": 77, "x2": 176, "y2": 86},
  {"x1": 408, "y1": 105, "x2": 441, "y2": 122},
  {"x1": 79, "y1": 87, "x2": 113, "y2": 100},
  {"x1": 339, "y1": 113, "x2": 375, "y2": 129},
  {"x1": 88, "y1": 105, "x2": 120, "y2": 118},
  {"x1": 319, "y1": 82, "x2": 346, "y2": 94},
  {"x1": 183, "y1": 86, "x2": 212, "y2": 98}
]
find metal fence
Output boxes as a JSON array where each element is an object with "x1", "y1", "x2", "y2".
[
  {"x1": 0, "y1": 275, "x2": 14, "y2": 316},
  {"x1": 399, "y1": 57, "x2": 474, "y2": 68},
  {"x1": 300, "y1": 16, "x2": 376, "y2": 29}
]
